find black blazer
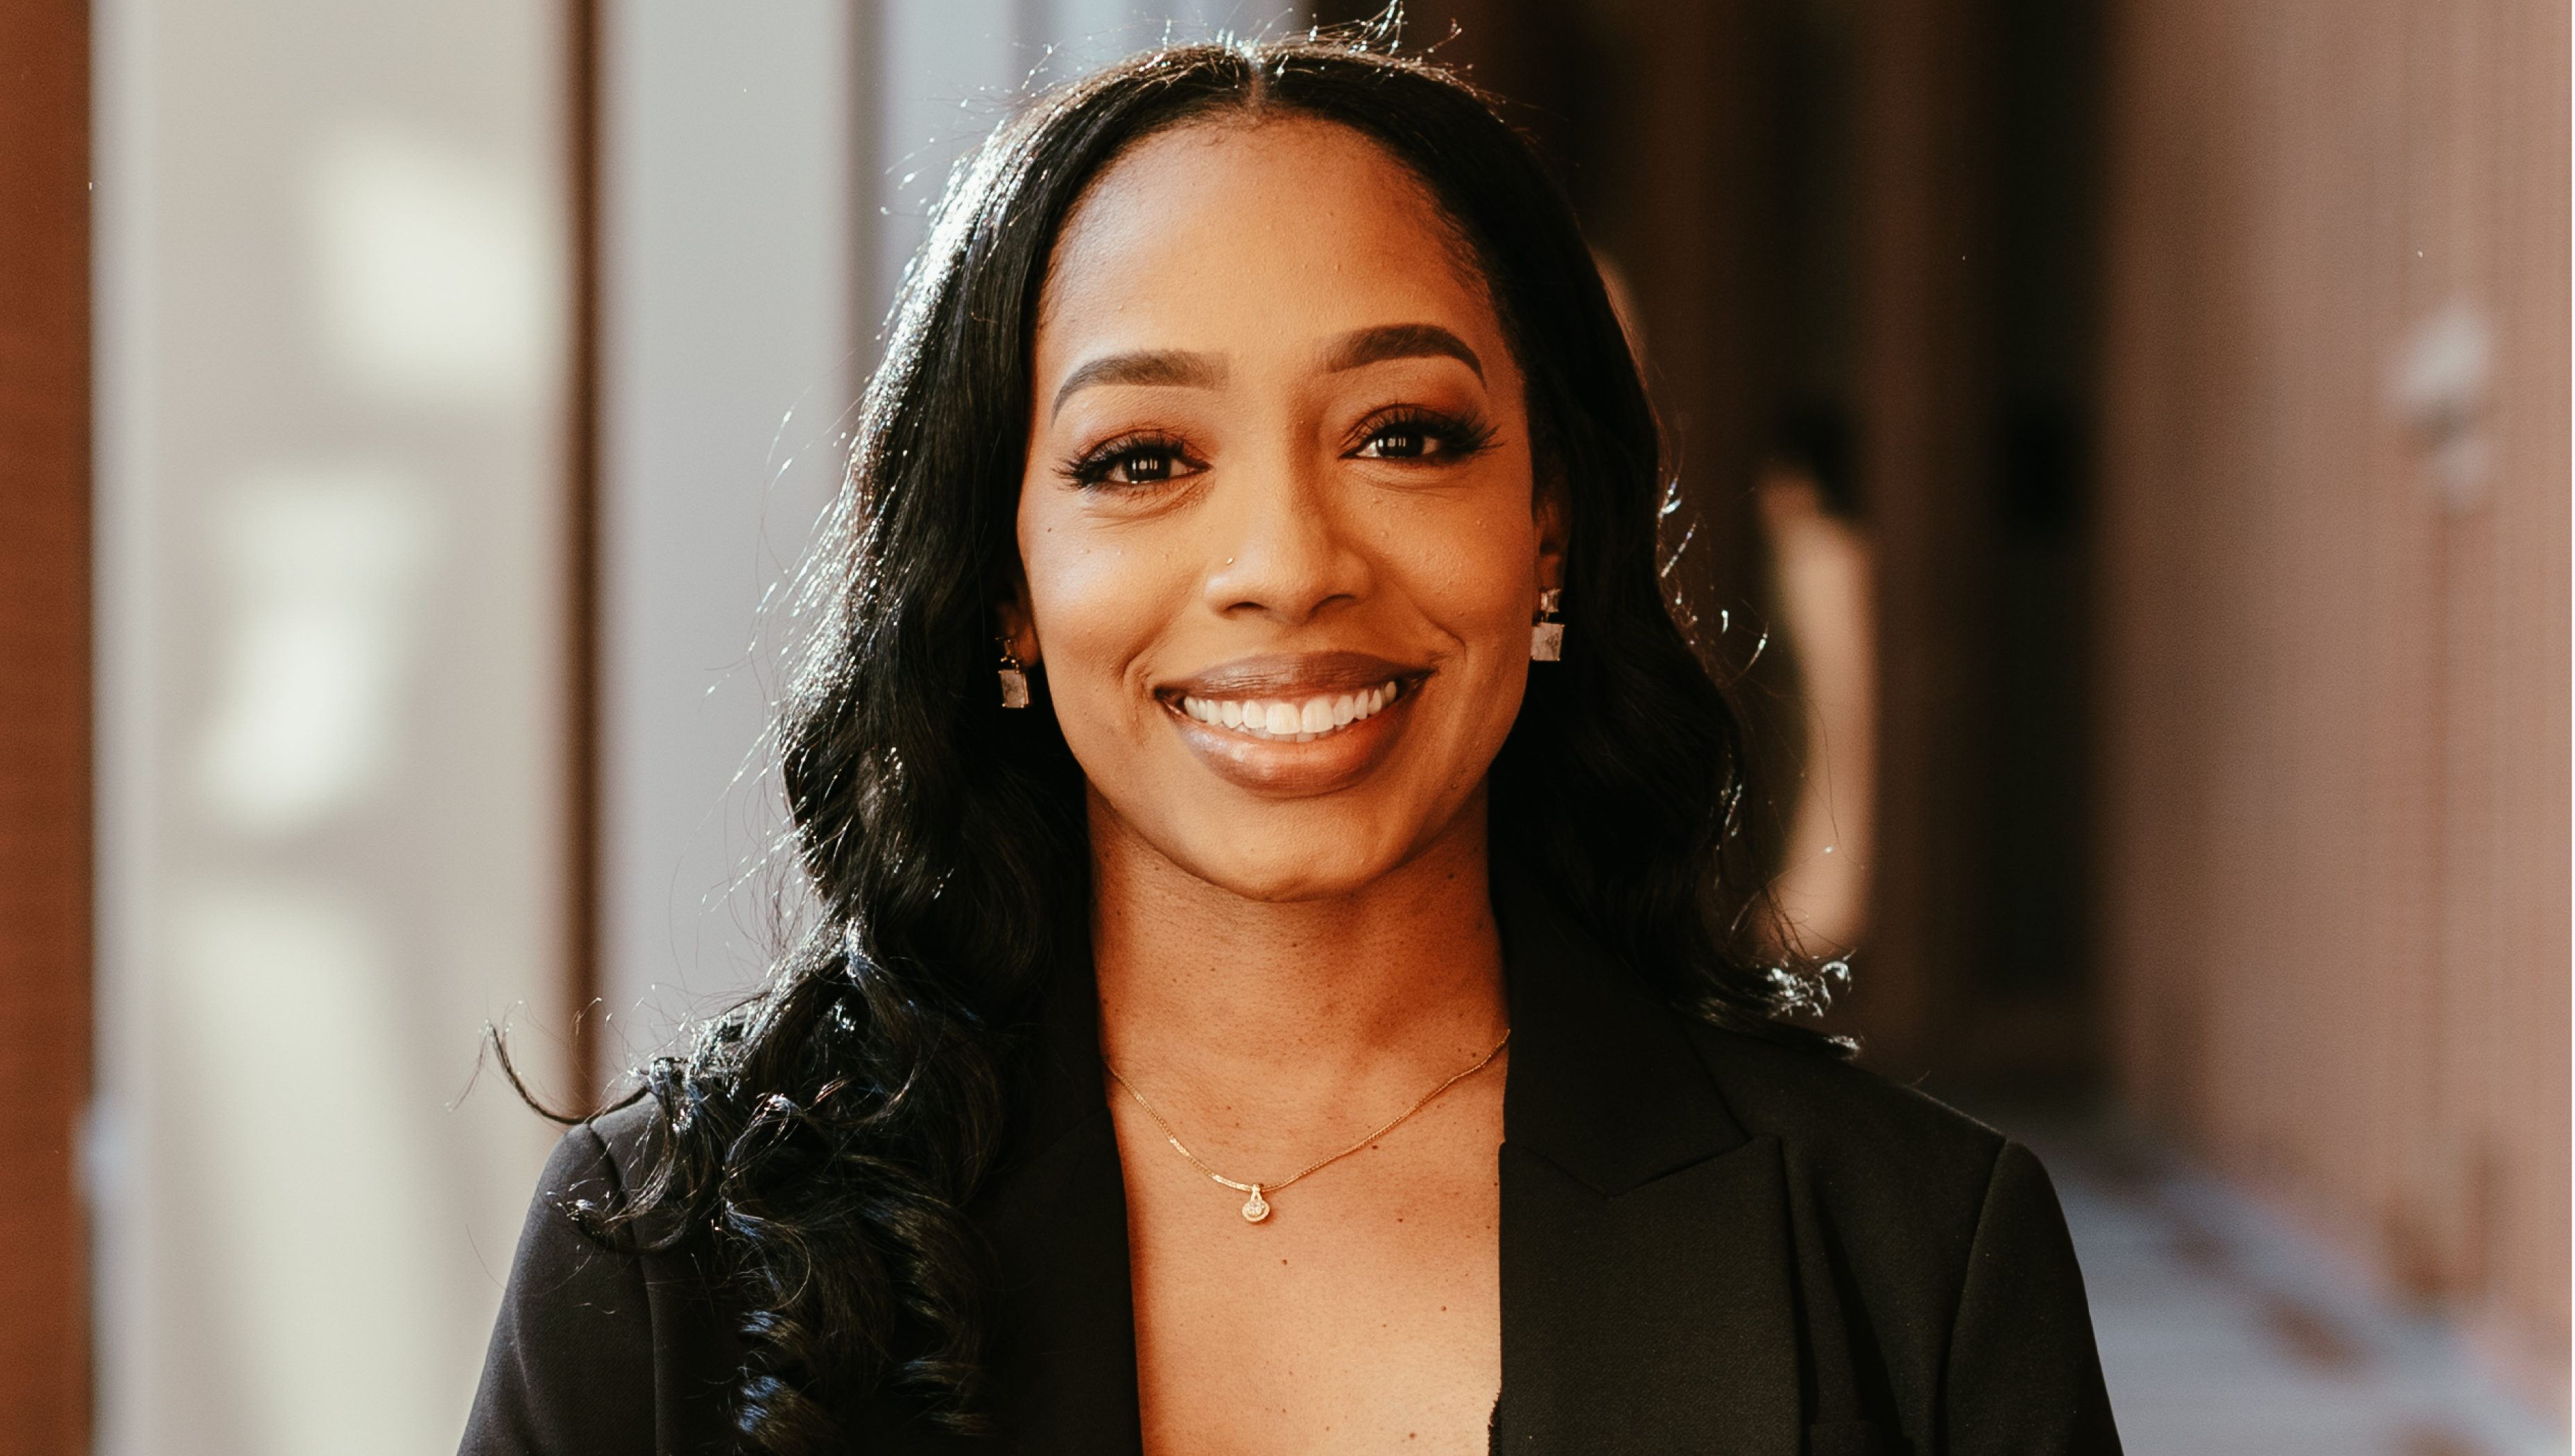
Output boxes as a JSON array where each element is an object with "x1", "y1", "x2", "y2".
[{"x1": 464, "y1": 891, "x2": 2121, "y2": 1455}]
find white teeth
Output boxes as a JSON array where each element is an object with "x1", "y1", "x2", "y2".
[{"x1": 1178, "y1": 680, "x2": 1402, "y2": 741}]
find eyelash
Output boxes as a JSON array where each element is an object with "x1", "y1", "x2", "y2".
[
  {"x1": 1060, "y1": 432, "x2": 1203, "y2": 489},
  {"x1": 1349, "y1": 406, "x2": 1497, "y2": 463},
  {"x1": 1058, "y1": 407, "x2": 1498, "y2": 489}
]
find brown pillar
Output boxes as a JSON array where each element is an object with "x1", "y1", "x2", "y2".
[
  {"x1": 0, "y1": 1, "x2": 95, "y2": 1448},
  {"x1": 1568, "y1": 1, "x2": 1785, "y2": 675},
  {"x1": 565, "y1": 0, "x2": 606, "y2": 1104},
  {"x1": 1322, "y1": 0, "x2": 1784, "y2": 648},
  {"x1": 1845, "y1": 0, "x2": 2001, "y2": 1076}
]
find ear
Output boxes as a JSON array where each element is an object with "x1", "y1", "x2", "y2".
[{"x1": 1533, "y1": 471, "x2": 1571, "y2": 593}]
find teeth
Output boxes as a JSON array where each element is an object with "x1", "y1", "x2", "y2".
[{"x1": 1175, "y1": 680, "x2": 1402, "y2": 742}]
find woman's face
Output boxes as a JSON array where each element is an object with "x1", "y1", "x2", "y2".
[{"x1": 1015, "y1": 117, "x2": 1560, "y2": 902}]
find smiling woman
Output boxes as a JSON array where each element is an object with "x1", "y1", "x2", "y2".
[{"x1": 463, "y1": 27, "x2": 2119, "y2": 1456}]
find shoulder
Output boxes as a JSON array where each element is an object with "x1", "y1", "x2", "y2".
[
  {"x1": 464, "y1": 1109, "x2": 662, "y2": 1454},
  {"x1": 494, "y1": 1101, "x2": 667, "y2": 1303},
  {"x1": 487, "y1": 1098, "x2": 663, "y2": 1231},
  {"x1": 462, "y1": 1101, "x2": 738, "y2": 1456},
  {"x1": 576, "y1": 1098, "x2": 664, "y2": 1201},
  {"x1": 1678, "y1": 1020, "x2": 2119, "y2": 1450},
  {"x1": 1682, "y1": 1020, "x2": 2006, "y2": 1199},
  {"x1": 1679, "y1": 1019, "x2": 2017, "y2": 1300}
]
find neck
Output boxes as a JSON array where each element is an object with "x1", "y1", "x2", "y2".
[{"x1": 1089, "y1": 788, "x2": 1509, "y2": 1100}]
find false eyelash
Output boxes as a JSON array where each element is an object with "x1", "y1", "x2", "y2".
[
  {"x1": 1058, "y1": 431, "x2": 1200, "y2": 488},
  {"x1": 1353, "y1": 406, "x2": 1499, "y2": 461}
]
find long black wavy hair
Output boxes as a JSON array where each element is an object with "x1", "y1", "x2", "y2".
[{"x1": 584, "y1": 24, "x2": 1841, "y2": 1454}]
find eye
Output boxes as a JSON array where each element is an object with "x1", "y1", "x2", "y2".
[
  {"x1": 1360, "y1": 425, "x2": 1435, "y2": 460},
  {"x1": 1351, "y1": 408, "x2": 1495, "y2": 463},
  {"x1": 1064, "y1": 434, "x2": 1205, "y2": 488}
]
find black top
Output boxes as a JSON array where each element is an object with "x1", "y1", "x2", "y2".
[{"x1": 463, "y1": 890, "x2": 2122, "y2": 1455}]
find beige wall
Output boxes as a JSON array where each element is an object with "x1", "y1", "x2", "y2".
[
  {"x1": 93, "y1": 3, "x2": 572, "y2": 1450},
  {"x1": 2097, "y1": 0, "x2": 2568, "y2": 1401}
]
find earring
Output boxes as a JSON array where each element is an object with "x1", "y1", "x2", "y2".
[
  {"x1": 1531, "y1": 588, "x2": 1565, "y2": 661},
  {"x1": 997, "y1": 636, "x2": 1030, "y2": 709}
]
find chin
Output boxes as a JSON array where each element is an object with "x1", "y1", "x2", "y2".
[
  {"x1": 1184, "y1": 842, "x2": 1394, "y2": 903},
  {"x1": 1158, "y1": 788, "x2": 1488, "y2": 904}
]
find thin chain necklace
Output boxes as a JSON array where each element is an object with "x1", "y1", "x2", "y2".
[{"x1": 1103, "y1": 1030, "x2": 1510, "y2": 1224}]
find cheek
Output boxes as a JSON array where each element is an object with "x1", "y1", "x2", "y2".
[
  {"x1": 1394, "y1": 500, "x2": 1542, "y2": 650},
  {"x1": 1017, "y1": 503, "x2": 1173, "y2": 704}
]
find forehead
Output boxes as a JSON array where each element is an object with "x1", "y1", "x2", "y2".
[{"x1": 1035, "y1": 116, "x2": 1497, "y2": 355}]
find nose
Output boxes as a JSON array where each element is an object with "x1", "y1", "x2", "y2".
[{"x1": 1200, "y1": 451, "x2": 1368, "y2": 625}]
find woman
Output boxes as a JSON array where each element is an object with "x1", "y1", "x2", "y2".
[{"x1": 465, "y1": 31, "x2": 2119, "y2": 1456}]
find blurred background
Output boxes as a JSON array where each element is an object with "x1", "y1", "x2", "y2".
[{"x1": 0, "y1": 1, "x2": 2563, "y2": 1453}]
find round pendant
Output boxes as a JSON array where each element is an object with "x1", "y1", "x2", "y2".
[{"x1": 1240, "y1": 1188, "x2": 1271, "y2": 1222}]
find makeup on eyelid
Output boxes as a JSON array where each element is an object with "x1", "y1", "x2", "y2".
[{"x1": 1053, "y1": 404, "x2": 1499, "y2": 489}]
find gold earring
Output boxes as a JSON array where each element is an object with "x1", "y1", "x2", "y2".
[
  {"x1": 1530, "y1": 588, "x2": 1565, "y2": 661},
  {"x1": 997, "y1": 636, "x2": 1030, "y2": 709}
]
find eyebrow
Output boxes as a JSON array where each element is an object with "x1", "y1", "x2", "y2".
[
  {"x1": 1322, "y1": 322, "x2": 1483, "y2": 382},
  {"x1": 1050, "y1": 349, "x2": 1228, "y2": 421},
  {"x1": 1045, "y1": 324, "x2": 1485, "y2": 422}
]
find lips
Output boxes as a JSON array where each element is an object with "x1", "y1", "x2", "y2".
[{"x1": 1156, "y1": 652, "x2": 1427, "y2": 795}]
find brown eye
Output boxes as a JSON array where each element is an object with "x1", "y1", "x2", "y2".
[
  {"x1": 1350, "y1": 408, "x2": 1495, "y2": 464},
  {"x1": 1066, "y1": 435, "x2": 1202, "y2": 488},
  {"x1": 1113, "y1": 447, "x2": 1180, "y2": 482},
  {"x1": 1361, "y1": 426, "x2": 1433, "y2": 460}
]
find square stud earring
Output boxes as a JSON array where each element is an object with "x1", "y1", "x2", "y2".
[
  {"x1": 1531, "y1": 588, "x2": 1565, "y2": 661},
  {"x1": 997, "y1": 637, "x2": 1030, "y2": 709}
]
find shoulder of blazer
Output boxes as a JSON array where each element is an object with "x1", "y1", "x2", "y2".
[
  {"x1": 466, "y1": 1109, "x2": 685, "y2": 1456},
  {"x1": 571, "y1": 1098, "x2": 752, "y2": 1454},
  {"x1": 1677, "y1": 1019, "x2": 2008, "y2": 1221},
  {"x1": 1680, "y1": 1032, "x2": 2124, "y2": 1454},
  {"x1": 580, "y1": 1098, "x2": 662, "y2": 1207},
  {"x1": 574, "y1": 1096, "x2": 739, "y2": 1258},
  {"x1": 575, "y1": 1095, "x2": 743, "y2": 1308},
  {"x1": 1674, "y1": 1021, "x2": 2091, "y2": 1451}
]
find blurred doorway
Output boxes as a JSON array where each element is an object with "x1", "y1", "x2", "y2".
[{"x1": 1319, "y1": 0, "x2": 2108, "y2": 1086}]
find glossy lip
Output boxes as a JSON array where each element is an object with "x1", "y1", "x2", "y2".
[{"x1": 1155, "y1": 650, "x2": 1431, "y2": 797}]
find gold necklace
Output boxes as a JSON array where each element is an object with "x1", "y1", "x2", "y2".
[{"x1": 1103, "y1": 1030, "x2": 1510, "y2": 1223}]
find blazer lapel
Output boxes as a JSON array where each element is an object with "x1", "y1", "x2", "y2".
[
  {"x1": 844, "y1": 950, "x2": 1144, "y2": 1455},
  {"x1": 1489, "y1": 891, "x2": 1805, "y2": 1455},
  {"x1": 847, "y1": 896, "x2": 1807, "y2": 1454},
  {"x1": 976, "y1": 950, "x2": 1144, "y2": 1453}
]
